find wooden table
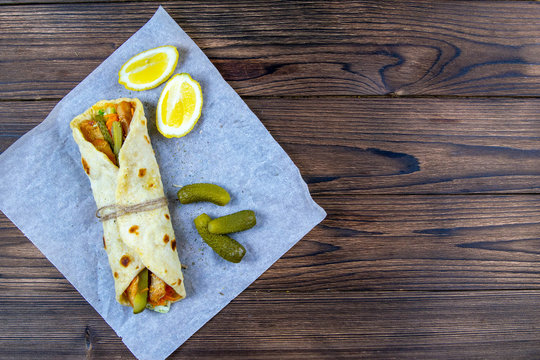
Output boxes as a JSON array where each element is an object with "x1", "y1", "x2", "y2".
[{"x1": 1, "y1": 1, "x2": 539, "y2": 358}]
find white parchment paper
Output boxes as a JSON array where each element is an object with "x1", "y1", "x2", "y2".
[{"x1": 0, "y1": 7, "x2": 326, "y2": 360}]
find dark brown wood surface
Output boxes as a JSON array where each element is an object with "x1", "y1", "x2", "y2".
[
  {"x1": 1, "y1": 1, "x2": 539, "y2": 359},
  {"x1": 1, "y1": 1, "x2": 540, "y2": 99},
  {"x1": 3, "y1": 290, "x2": 540, "y2": 359},
  {"x1": 2, "y1": 98, "x2": 539, "y2": 194}
]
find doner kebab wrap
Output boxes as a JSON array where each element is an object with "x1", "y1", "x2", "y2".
[{"x1": 70, "y1": 98, "x2": 185, "y2": 313}]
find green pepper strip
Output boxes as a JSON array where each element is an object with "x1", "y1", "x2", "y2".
[{"x1": 94, "y1": 113, "x2": 114, "y2": 148}]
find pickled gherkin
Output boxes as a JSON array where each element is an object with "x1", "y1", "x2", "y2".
[
  {"x1": 94, "y1": 113, "x2": 114, "y2": 148},
  {"x1": 177, "y1": 183, "x2": 230, "y2": 206},
  {"x1": 194, "y1": 213, "x2": 245, "y2": 263},
  {"x1": 112, "y1": 121, "x2": 123, "y2": 158},
  {"x1": 132, "y1": 268, "x2": 148, "y2": 314},
  {"x1": 208, "y1": 210, "x2": 256, "y2": 234}
]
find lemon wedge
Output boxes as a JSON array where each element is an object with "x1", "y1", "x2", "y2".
[
  {"x1": 118, "y1": 45, "x2": 179, "y2": 91},
  {"x1": 156, "y1": 73, "x2": 203, "y2": 138}
]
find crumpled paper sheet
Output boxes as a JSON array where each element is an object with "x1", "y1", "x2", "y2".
[{"x1": 0, "y1": 6, "x2": 326, "y2": 360}]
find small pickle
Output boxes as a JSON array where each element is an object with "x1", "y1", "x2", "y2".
[
  {"x1": 194, "y1": 213, "x2": 246, "y2": 263},
  {"x1": 94, "y1": 113, "x2": 114, "y2": 148},
  {"x1": 208, "y1": 210, "x2": 256, "y2": 234},
  {"x1": 177, "y1": 183, "x2": 230, "y2": 206},
  {"x1": 132, "y1": 268, "x2": 148, "y2": 314},
  {"x1": 112, "y1": 121, "x2": 123, "y2": 159}
]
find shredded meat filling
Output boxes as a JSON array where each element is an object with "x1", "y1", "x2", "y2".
[
  {"x1": 149, "y1": 272, "x2": 167, "y2": 306},
  {"x1": 117, "y1": 101, "x2": 133, "y2": 135},
  {"x1": 125, "y1": 275, "x2": 139, "y2": 307},
  {"x1": 79, "y1": 120, "x2": 115, "y2": 164}
]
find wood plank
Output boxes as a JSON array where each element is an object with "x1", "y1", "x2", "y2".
[
  {"x1": 1, "y1": 290, "x2": 540, "y2": 359},
  {"x1": 2, "y1": 194, "x2": 540, "y2": 293},
  {"x1": 1, "y1": 1, "x2": 539, "y2": 99},
  {"x1": 257, "y1": 194, "x2": 540, "y2": 291},
  {"x1": 254, "y1": 97, "x2": 540, "y2": 194},
  {"x1": 2, "y1": 98, "x2": 539, "y2": 194}
]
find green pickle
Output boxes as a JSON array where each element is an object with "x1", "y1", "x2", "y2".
[
  {"x1": 194, "y1": 213, "x2": 246, "y2": 263},
  {"x1": 132, "y1": 268, "x2": 148, "y2": 314},
  {"x1": 94, "y1": 113, "x2": 114, "y2": 148},
  {"x1": 177, "y1": 183, "x2": 230, "y2": 206},
  {"x1": 112, "y1": 121, "x2": 123, "y2": 158},
  {"x1": 208, "y1": 210, "x2": 256, "y2": 234}
]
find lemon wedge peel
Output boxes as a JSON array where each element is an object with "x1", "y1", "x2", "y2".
[
  {"x1": 156, "y1": 73, "x2": 203, "y2": 138},
  {"x1": 118, "y1": 45, "x2": 179, "y2": 91}
]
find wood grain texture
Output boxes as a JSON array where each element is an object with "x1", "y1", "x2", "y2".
[
  {"x1": 2, "y1": 290, "x2": 540, "y2": 359},
  {"x1": 2, "y1": 98, "x2": 539, "y2": 194},
  {"x1": 1, "y1": 1, "x2": 540, "y2": 99},
  {"x1": 2, "y1": 1, "x2": 540, "y2": 358},
  {"x1": 2, "y1": 194, "x2": 539, "y2": 293},
  {"x1": 260, "y1": 194, "x2": 540, "y2": 291},
  {"x1": 252, "y1": 97, "x2": 540, "y2": 194}
]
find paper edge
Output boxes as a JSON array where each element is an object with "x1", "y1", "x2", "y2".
[
  {"x1": 161, "y1": 209, "x2": 326, "y2": 360},
  {"x1": 0, "y1": 4, "x2": 168, "y2": 342},
  {"x1": 0, "y1": 6, "x2": 329, "y2": 360}
]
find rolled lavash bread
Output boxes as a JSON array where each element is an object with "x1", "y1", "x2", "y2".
[{"x1": 70, "y1": 98, "x2": 185, "y2": 306}]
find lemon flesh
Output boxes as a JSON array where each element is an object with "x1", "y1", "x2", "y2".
[
  {"x1": 118, "y1": 46, "x2": 178, "y2": 91},
  {"x1": 157, "y1": 73, "x2": 202, "y2": 138}
]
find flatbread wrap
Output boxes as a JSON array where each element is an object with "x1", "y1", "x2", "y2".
[{"x1": 70, "y1": 98, "x2": 185, "y2": 313}]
